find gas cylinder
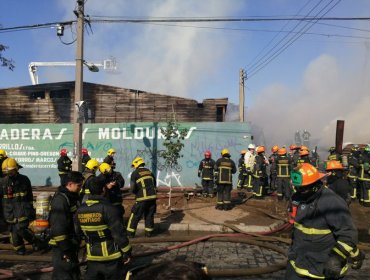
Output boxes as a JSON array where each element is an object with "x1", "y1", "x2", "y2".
[{"x1": 32, "y1": 192, "x2": 51, "y2": 234}]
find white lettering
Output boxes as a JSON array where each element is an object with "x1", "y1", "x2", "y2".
[
  {"x1": 82, "y1": 128, "x2": 89, "y2": 139},
  {"x1": 135, "y1": 127, "x2": 144, "y2": 139},
  {"x1": 0, "y1": 129, "x2": 8, "y2": 140},
  {"x1": 21, "y1": 129, "x2": 30, "y2": 140},
  {"x1": 31, "y1": 129, "x2": 40, "y2": 140},
  {"x1": 112, "y1": 128, "x2": 120, "y2": 140},
  {"x1": 43, "y1": 129, "x2": 52, "y2": 140},
  {"x1": 56, "y1": 128, "x2": 67, "y2": 140},
  {"x1": 99, "y1": 128, "x2": 110, "y2": 139},
  {"x1": 10, "y1": 129, "x2": 19, "y2": 140},
  {"x1": 122, "y1": 128, "x2": 132, "y2": 139},
  {"x1": 146, "y1": 128, "x2": 155, "y2": 139}
]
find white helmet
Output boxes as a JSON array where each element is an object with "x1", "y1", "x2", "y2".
[{"x1": 248, "y1": 144, "x2": 256, "y2": 150}]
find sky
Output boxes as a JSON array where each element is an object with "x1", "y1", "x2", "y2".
[{"x1": 1, "y1": 0, "x2": 370, "y2": 153}]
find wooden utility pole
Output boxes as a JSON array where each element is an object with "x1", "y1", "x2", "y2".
[
  {"x1": 239, "y1": 69, "x2": 246, "y2": 122},
  {"x1": 72, "y1": 0, "x2": 84, "y2": 171}
]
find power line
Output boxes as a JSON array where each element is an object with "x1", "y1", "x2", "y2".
[
  {"x1": 248, "y1": 0, "x2": 343, "y2": 79},
  {"x1": 1, "y1": 16, "x2": 370, "y2": 33}
]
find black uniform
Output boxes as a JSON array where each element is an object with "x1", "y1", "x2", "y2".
[
  {"x1": 296, "y1": 155, "x2": 312, "y2": 165},
  {"x1": 49, "y1": 186, "x2": 81, "y2": 280},
  {"x1": 214, "y1": 155, "x2": 236, "y2": 210},
  {"x1": 80, "y1": 170, "x2": 95, "y2": 203},
  {"x1": 57, "y1": 156, "x2": 72, "y2": 186},
  {"x1": 286, "y1": 186, "x2": 359, "y2": 279},
  {"x1": 328, "y1": 152, "x2": 342, "y2": 162},
  {"x1": 104, "y1": 155, "x2": 116, "y2": 170},
  {"x1": 236, "y1": 155, "x2": 248, "y2": 190},
  {"x1": 358, "y1": 151, "x2": 370, "y2": 207},
  {"x1": 347, "y1": 151, "x2": 361, "y2": 200},
  {"x1": 268, "y1": 152, "x2": 278, "y2": 192},
  {"x1": 327, "y1": 171, "x2": 352, "y2": 205},
  {"x1": 273, "y1": 155, "x2": 292, "y2": 201},
  {"x1": 127, "y1": 166, "x2": 157, "y2": 237},
  {"x1": 0, "y1": 173, "x2": 37, "y2": 254},
  {"x1": 0, "y1": 156, "x2": 8, "y2": 178},
  {"x1": 81, "y1": 154, "x2": 91, "y2": 172},
  {"x1": 198, "y1": 157, "x2": 216, "y2": 196},
  {"x1": 252, "y1": 153, "x2": 268, "y2": 198},
  {"x1": 76, "y1": 195, "x2": 132, "y2": 279},
  {"x1": 97, "y1": 171, "x2": 125, "y2": 218}
]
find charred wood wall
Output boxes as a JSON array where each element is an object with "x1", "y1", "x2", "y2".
[{"x1": 0, "y1": 82, "x2": 227, "y2": 124}]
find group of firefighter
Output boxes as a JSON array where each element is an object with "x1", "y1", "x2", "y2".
[
  {"x1": 0, "y1": 141, "x2": 369, "y2": 279},
  {"x1": 198, "y1": 143, "x2": 370, "y2": 208},
  {"x1": 197, "y1": 144, "x2": 367, "y2": 279},
  {"x1": 0, "y1": 148, "x2": 157, "y2": 279}
]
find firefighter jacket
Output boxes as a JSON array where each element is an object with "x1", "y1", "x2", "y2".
[
  {"x1": 347, "y1": 152, "x2": 360, "y2": 179},
  {"x1": 103, "y1": 155, "x2": 116, "y2": 169},
  {"x1": 57, "y1": 156, "x2": 72, "y2": 175},
  {"x1": 198, "y1": 158, "x2": 216, "y2": 180},
  {"x1": 81, "y1": 154, "x2": 91, "y2": 171},
  {"x1": 328, "y1": 152, "x2": 342, "y2": 162},
  {"x1": 358, "y1": 152, "x2": 370, "y2": 182},
  {"x1": 49, "y1": 186, "x2": 80, "y2": 252},
  {"x1": 244, "y1": 151, "x2": 255, "y2": 172},
  {"x1": 215, "y1": 156, "x2": 237, "y2": 184},
  {"x1": 130, "y1": 167, "x2": 157, "y2": 202},
  {"x1": 327, "y1": 175, "x2": 351, "y2": 204},
  {"x1": 97, "y1": 172, "x2": 125, "y2": 207},
  {"x1": 268, "y1": 153, "x2": 278, "y2": 173},
  {"x1": 0, "y1": 157, "x2": 7, "y2": 178},
  {"x1": 253, "y1": 154, "x2": 267, "y2": 178},
  {"x1": 297, "y1": 155, "x2": 312, "y2": 165},
  {"x1": 76, "y1": 195, "x2": 131, "y2": 261},
  {"x1": 288, "y1": 186, "x2": 358, "y2": 279},
  {"x1": 0, "y1": 173, "x2": 35, "y2": 224},
  {"x1": 272, "y1": 155, "x2": 291, "y2": 178},
  {"x1": 80, "y1": 171, "x2": 95, "y2": 197},
  {"x1": 238, "y1": 155, "x2": 246, "y2": 174}
]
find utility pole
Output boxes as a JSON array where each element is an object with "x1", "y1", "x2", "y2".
[
  {"x1": 72, "y1": 0, "x2": 85, "y2": 171},
  {"x1": 239, "y1": 68, "x2": 246, "y2": 122}
]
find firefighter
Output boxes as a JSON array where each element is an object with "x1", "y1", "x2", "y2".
[
  {"x1": 244, "y1": 144, "x2": 256, "y2": 192},
  {"x1": 0, "y1": 149, "x2": 8, "y2": 178},
  {"x1": 252, "y1": 146, "x2": 268, "y2": 199},
  {"x1": 197, "y1": 150, "x2": 216, "y2": 197},
  {"x1": 297, "y1": 148, "x2": 312, "y2": 165},
  {"x1": 326, "y1": 160, "x2": 351, "y2": 205},
  {"x1": 310, "y1": 146, "x2": 320, "y2": 168},
  {"x1": 236, "y1": 150, "x2": 247, "y2": 190},
  {"x1": 81, "y1": 148, "x2": 91, "y2": 172},
  {"x1": 273, "y1": 147, "x2": 292, "y2": 201},
  {"x1": 286, "y1": 163, "x2": 364, "y2": 279},
  {"x1": 289, "y1": 144, "x2": 300, "y2": 168},
  {"x1": 214, "y1": 149, "x2": 236, "y2": 210},
  {"x1": 80, "y1": 159, "x2": 99, "y2": 203},
  {"x1": 57, "y1": 148, "x2": 72, "y2": 186},
  {"x1": 49, "y1": 171, "x2": 84, "y2": 280},
  {"x1": 0, "y1": 158, "x2": 40, "y2": 255},
  {"x1": 98, "y1": 163, "x2": 125, "y2": 218},
  {"x1": 268, "y1": 145, "x2": 279, "y2": 193},
  {"x1": 76, "y1": 176, "x2": 131, "y2": 279},
  {"x1": 347, "y1": 145, "x2": 361, "y2": 200},
  {"x1": 126, "y1": 157, "x2": 157, "y2": 238},
  {"x1": 327, "y1": 146, "x2": 342, "y2": 162},
  {"x1": 104, "y1": 148, "x2": 116, "y2": 170},
  {"x1": 358, "y1": 145, "x2": 370, "y2": 207}
]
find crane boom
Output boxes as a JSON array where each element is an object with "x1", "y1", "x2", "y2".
[{"x1": 28, "y1": 59, "x2": 117, "y2": 85}]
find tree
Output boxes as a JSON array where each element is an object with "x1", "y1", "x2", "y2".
[
  {"x1": 0, "y1": 44, "x2": 15, "y2": 71},
  {"x1": 160, "y1": 109, "x2": 188, "y2": 208}
]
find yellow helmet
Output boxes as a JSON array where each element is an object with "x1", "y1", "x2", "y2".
[
  {"x1": 2, "y1": 158, "x2": 18, "y2": 173},
  {"x1": 221, "y1": 149, "x2": 230, "y2": 156},
  {"x1": 85, "y1": 159, "x2": 99, "y2": 172},
  {"x1": 0, "y1": 149, "x2": 6, "y2": 158},
  {"x1": 99, "y1": 163, "x2": 112, "y2": 174},
  {"x1": 107, "y1": 148, "x2": 116, "y2": 156},
  {"x1": 131, "y1": 157, "x2": 145, "y2": 168}
]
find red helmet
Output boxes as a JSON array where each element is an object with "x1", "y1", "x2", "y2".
[
  {"x1": 271, "y1": 145, "x2": 279, "y2": 153},
  {"x1": 82, "y1": 148, "x2": 88, "y2": 155},
  {"x1": 289, "y1": 144, "x2": 298, "y2": 151},
  {"x1": 204, "y1": 151, "x2": 211, "y2": 158},
  {"x1": 60, "y1": 148, "x2": 68, "y2": 156}
]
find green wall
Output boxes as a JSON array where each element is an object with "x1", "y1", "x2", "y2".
[{"x1": 0, "y1": 122, "x2": 252, "y2": 187}]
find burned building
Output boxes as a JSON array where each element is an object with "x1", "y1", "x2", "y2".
[{"x1": 0, "y1": 82, "x2": 228, "y2": 124}]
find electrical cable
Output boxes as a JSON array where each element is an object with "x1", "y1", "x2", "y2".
[{"x1": 248, "y1": 0, "x2": 343, "y2": 79}]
